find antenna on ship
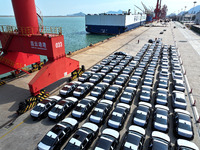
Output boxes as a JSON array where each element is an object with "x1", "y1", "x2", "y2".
[{"x1": 36, "y1": 6, "x2": 44, "y2": 32}]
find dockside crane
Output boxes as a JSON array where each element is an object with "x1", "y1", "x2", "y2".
[{"x1": 0, "y1": 0, "x2": 79, "y2": 95}]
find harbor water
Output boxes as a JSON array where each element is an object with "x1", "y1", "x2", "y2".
[{"x1": 0, "y1": 17, "x2": 113, "y2": 78}]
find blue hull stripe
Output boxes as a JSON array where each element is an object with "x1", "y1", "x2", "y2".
[{"x1": 86, "y1": 21, "x2": 146, "y2": 35}]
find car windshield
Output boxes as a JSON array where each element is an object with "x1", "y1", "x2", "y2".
[
  {"x1": 110, "y1": 115, "x2": 122, "y2": 122},
  {"x1": 91, "y1": 111, "x2": 103, "y2": 118},
  {"x1": 152, "y1": 138, "x2": 169, "y2": 150},
  {"x1": 178, "y1": 122, "x2": 192, "y2": 131},
  {"x1": 60, "y1": 122, "x2": 72, "y2": 129},
  {"x1": 96, "y1": 103, "x2": 107, "y2": 110},
  {"x1": 64, "y1": 143, "x2": 81, "y2": 150},
  {"x1": 104, "y1": 76, "x2": 112, "y2": 80},
  {"x1": 50, "y1": 107, "x2": 63, "y2": 113},
  {"x1": 141, "y1": 91, "x2": 150, "y2": 97},
  {"x1": 160, "y1": 80, "x2": 167, "y2": 85},
  {"x1": 74, "y1": 106, "x2": 86, "y2": 112},
  {"x1": 130, "y1": 80, "x2": 137, "y2": 84},
  {"x1": 41, "y1": 135, "x2": 57, "y2": 146},
  {"x1": 155, "y1": 116, "x2": 167, "y2": 124},
  {"x1": 80, "y1": 100, "x2": 90, "y2": 106},
  {"x1": 126, "y1": 131, "x2": 142, "y2": 146},
  {"x1": 135, "y1": 113, "x2": 146, "y2": 120},
  {"x1": 138, "y1": 105, "x2": 148, "y2": 112},
  {"x1": 157, "y1": 94, "x2": 167, "y2": 100},
  {"x1": 106, "y1": 90, "x2": 115, "y2": 96},
  {"x1": 176, "y1": 98, "x2": 185, "y2": 103},
  {"x1": 179, "y1": 146, "x2": 194, "y2": 150},
  {"x1": 121, "y1": 93, "x2": 132, "y2": 99},
  {"x1": 95, "y1": 135, "x2": 114, "y2": 149},
  {"x1": 178, "y1": 114, "x2": 191, "y2": 122},
  {"x1": 33, "y1": 105, "x2": 45, "y2": 112},
  {"x1": 92, "y1": 87, "x2": 102, "y2": 93},
  {"x1": 176, "y1": 82, "x2": 183, "y2": 86}
]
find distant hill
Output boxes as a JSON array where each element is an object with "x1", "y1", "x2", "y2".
[
  {"x1": 106, "y1": 10, "x2": 123, "y2": 14},
  {"x1": 67, "y1": 12, "x2": 85, "y2": 17},
  {"x1": 178, "y1": 5, "x2": 200, "y2": 15}
]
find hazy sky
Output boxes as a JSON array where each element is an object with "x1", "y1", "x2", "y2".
[{"x1": 0, "y1": 0, "x2": 198, "y2": 16}]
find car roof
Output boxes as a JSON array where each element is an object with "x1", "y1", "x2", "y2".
[
  {"x1": 155, "y1": 105, "x2": 169, "y2": 111},
  {"x1": 65, "y1": 97, "x2": 78, "y2": 103},
  {"x1": 177, "y1": 139, "x2": 199, "y2": 150},
  {"x1": 138, "y1": 102, "x2": 152, "y2": 108},
  {"x1": 152, "y1": 131, "x2": 170, "y2": 142},
  {"x1": 100, "y1": 99, "x2": 113, "y2": 105},
  {"x1": 61, "y1": 117, "x2": 78, "y2": 126},
  {"x1": 129, "y1": 125, "x2": 145, "y2": 135},
  {"x1": 174, "y1": 109, "x2": 190, "y2": 116},
  {"x1": 116, "y1": 103, "x2": 130, "y2": 109},
  {"x1": 82, "y1": 122, "x2": 98, "y2": 132},
  {"x1": 102, "y1": 128, "x2": 119, "y2": 139}
]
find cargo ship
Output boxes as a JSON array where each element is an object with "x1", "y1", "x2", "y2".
[{"x1": 85, "y1": 11, "x2": 146, "y2": 35}]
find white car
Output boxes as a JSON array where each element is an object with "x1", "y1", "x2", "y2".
[
  {"x1": 173, "y1": 79, "x2": 185, "y2": 92},
  {"x1": 108, "y1": 103, "x2": 130, "y2": 129},
  {"x1": 172, "y1": 91, "x2": 187, "y2": 110},
  {"x1": 176, "y1": 139, "x2": 199, "y2": 150},
  {"x1": 172, "y1": 70, "x2": 183, "y2": 80},
  {"x1": 159, "y1": 68, "x2": 169, "y2": 79}
]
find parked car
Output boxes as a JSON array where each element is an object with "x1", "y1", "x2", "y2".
[
  {"x1": 143, "y1": 77, "x2": 154, "y2": 87},
  {"x1": 37, "y1": 117, "x2": 78, "y2": 150},
  {"x1": 112, "y1": 65, "x2": 124, "y2": 74},
  {"x1": 89, "y1": 72, "x2": 105, "y2": 85},
  {"x1": 104, "y1": 85, "x2": 122, "y2": 101},
  {"x1": 124, "y1": 55, "x2": 133, "y2": 61},
  {"x1": 78, "y1": 71, "x2": 93, "y2": 82},
  {"x1": 90, "y1": 82, "x2": 109, "y2": 98},
  {"x1": 155, "y1": 88, "x2": 168, "y2": 106},
  {"x1": 173, "y1": 109, "x2": 194, "y2": 140},
  {"x1": 172, "y1": 70, "x2": 183, "y2": 80},
  {"x1": 172, "y1": 63, "x2": 182, "y2": 71},
  {"x1": 127, "y1": 76, "x2": 141, "y2": 88},
  {"x1": 71, "y1": 96, "x2": 97, "y2": 120},
  {"x1": 91, "y1": 64, "x2": 104, "y2": 73},
  {"x1": 172, "y1": 91, "x2": 187, "y2": 110},
  {"x1": 100, "y1": 58, "x2": 111, "y2": 65},
  {"x1": 89, "y1": 99, "x2": 113, "y2": 125},
  {"x1": 175, "y1": 139, "x2": 199, "y2": 150},
  {"x1": 122, "y1": 66, "x2": 134, "y2": 75},
  {"x1": 121, "y1": 125, "x2": 146, "y2": 150},
  {"x1": 133, "y1": 67, "x2": 144, "y2": 77},
  {"x1": 114, "y1": 74, "x2": 129, "y2": 86},
  {"x1": 153, "y1": 105, "x2": 169, "y2": 132},
  {"x1": 48, "y1": 97, "x2": 78, "y2": 121},
  {"x1": 63, "y1": 122, "x2": 98, "y2": 150},
  {"x1": 94, "y1": 128, "x2": 120, "y2": 150},
  {"x1": 119, "y1": 87, "x2": 136, "y2": 104},
  {"x1": 59, "y1": 81, "x2": 81, "y2": 97},
  {"x1": 139, "y1": 85, "x2": 152, "y2": 102},
  {"x1": 129, "y1": 60, "x2": 138, "y2": 68},
  {"x1": 31, "y1": 96, "x2": 62, "y2": 120},
  {"x1": 119, "y1": 59, "x2": 129, "y2": 66},
  {"x1": 108, "y1": 103, "x2": 130, "y2": 130},
  {"x1": 102, "y1": 72, "x2": 118, "y2": 84},
  {"x1": 158, "y1": 78, "x2": 168, "y2": 89},
  {"x1": 73, "y1": 82, "x2": 94, "y2": 99},
  {"x1": 109, "y1": 59, "x2": 120, "y2": 66},
  {"x1": 173, "y1": 79, "x2": 185, "y2": 92},
  {"x1": 159, "y1": 69, "x2": 169, "y2": 79},
  {"x1": 133, "y1": 102, "x2": 152, "y2": 128},
  {"x1": 100, "y1": 65, "x2": 113, "y2": 74},
  {"x1": 148, "y1": 131, "x2": 171, "y2": 149}
]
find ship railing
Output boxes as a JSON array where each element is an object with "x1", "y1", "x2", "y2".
[{"x1": 0, "y1": 25, "x2": 62, "y2": 35}]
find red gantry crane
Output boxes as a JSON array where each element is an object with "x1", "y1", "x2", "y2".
[
  {"x1": 153, "y1": 0, "x2": 162, "y2": 20},
  {"x1": 0, "y1": 0, "x2": 79, "y2": 95}
]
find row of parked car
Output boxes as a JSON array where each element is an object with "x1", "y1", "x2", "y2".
[{"x1": 34, "y1": 41, "x2": 198, "y2": 150}]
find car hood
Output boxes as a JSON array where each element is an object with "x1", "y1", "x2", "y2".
[
  {"x1": 31, "y1": 110, "x2": 40, "y2": 117},
  {"x1": 38, "y1": 142, "x2": 51, "y2": 150},
  {"x1": 48, "y1": 111, "x2": 58, "y2": 119}
]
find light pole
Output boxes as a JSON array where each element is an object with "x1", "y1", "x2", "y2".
[
  {"x1": 183, "y1": 6, "x2": 187, "y2": 23},
  {"x1": 190, "y1": 1, "x2": 197, "y2": 22}
]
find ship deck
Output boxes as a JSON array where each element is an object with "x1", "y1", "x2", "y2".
[{"x1": 0, "y1": 21, "x2": 200, "y2": 149}]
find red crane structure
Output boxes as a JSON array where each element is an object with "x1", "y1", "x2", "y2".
[
  {"x1": 153, "y1": 0, "x2": 162, "y2": 20},
  {"x1": 0, "y1": 0, "x2": 79, "y2": 95}
]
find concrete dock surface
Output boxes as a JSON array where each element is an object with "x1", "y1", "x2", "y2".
[{"x1": 0, "y1": 21, "x2": 199, "y2": 149}]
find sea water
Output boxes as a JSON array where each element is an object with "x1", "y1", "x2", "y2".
[{"x1": 0, "y1": 17, "x2": 113, "y2": 78}]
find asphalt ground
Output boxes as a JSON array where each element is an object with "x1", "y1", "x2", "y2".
[{"x1": 0, "y1": 22, "x2": 199, "y2": 150}]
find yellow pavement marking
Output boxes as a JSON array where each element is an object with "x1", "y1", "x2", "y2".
[{"x1": 0, "y1": 120, "x2": 24, "y2": 140}]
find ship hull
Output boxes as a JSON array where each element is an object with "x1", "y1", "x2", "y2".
[
  {"x1": 86, "y1": 21, "x2": 146, "y2": 35},
  {"x1": 85, "y1": 14, "x2": 146, "y2": 35}
]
